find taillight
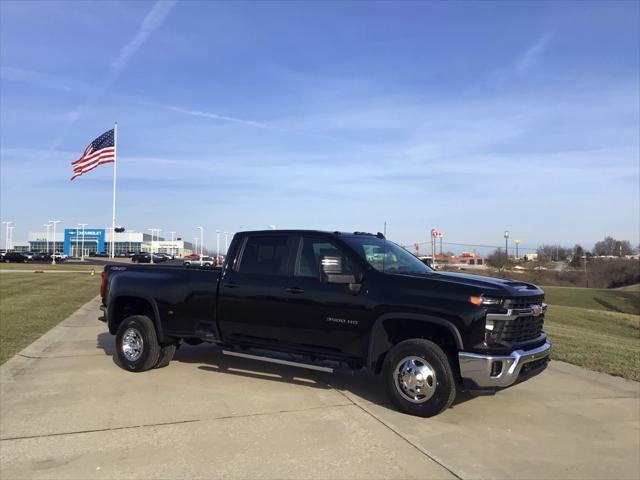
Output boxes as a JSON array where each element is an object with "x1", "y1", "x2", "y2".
[{"x1": 100, "y1": 271, "x2": 107, "y2": 298}]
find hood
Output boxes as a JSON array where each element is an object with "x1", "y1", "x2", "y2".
[{"x1": 428, "y1": 271, "x2": 543, "y2": 297}]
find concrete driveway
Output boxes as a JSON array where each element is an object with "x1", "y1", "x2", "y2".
[{"x1": 1, "y1": 297, "x2": 638, "y2": 479}]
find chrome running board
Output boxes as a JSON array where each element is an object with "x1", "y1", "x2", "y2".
[{"x1": 221, "y1": 350, "x2": 334, "y2": 373}]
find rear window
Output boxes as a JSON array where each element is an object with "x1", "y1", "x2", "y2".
[{"x1": 238, "y1": 235, "x2": 290, "y2": 276}]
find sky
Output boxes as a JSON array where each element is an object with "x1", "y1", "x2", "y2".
[{"x1": 1, "y1": 0, "x2": 639, "y2": 253}]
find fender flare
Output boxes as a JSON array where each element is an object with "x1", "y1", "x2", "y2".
[
  {"x1": 107, "y1": 293, "x2": 165, "y2": 341},
  {"x1": 366, "y1": 313, "x2": 464, "y2": 372}
]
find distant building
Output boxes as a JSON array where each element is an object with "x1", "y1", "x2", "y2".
[
  {"x1": 419, "y1": 252, "x2": 487, "y2": 269},
  {"x1": 524, "y1": 253, "x2": 538, "y2": 261},
  {"x1": 23, "y1": 227, "x2": 195, "y2": 257}
]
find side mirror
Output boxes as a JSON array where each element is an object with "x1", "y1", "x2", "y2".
[{"x1": 320, "y1": 256, "x2": 362, "y2": 293}]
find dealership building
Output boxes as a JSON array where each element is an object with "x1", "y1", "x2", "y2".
[{"x1": 23, "y1": 228, "x2": 195, "y2": 257}]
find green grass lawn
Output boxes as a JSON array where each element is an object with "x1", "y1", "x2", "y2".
[
  {"x1": 543, "y1": 285, "x2": 640, "y2": 315},
  {"x1": 0, "y1": 271, "x2": 101, "y2": 364},
  {"x1": 543, "y1": 286, "x2": 640, "y2": 381}
]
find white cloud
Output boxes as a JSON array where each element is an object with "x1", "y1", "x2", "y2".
[
  {"x1": 167, "y1": 105, "x2": 275, "y2": 130},
  {"x1": 63, "y1": 0, "x2": 178, "y2": 127},
  {"x1": 515, "y1": 33, "x2": 552, "y2": 75}
]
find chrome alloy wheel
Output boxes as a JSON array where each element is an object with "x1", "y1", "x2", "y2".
[
  {"x1": 393, "y1": 355, "x2": 437, "y2": 403},
  {"x1": 122, "y1": 327, "x2": 144, "y2": 362}
]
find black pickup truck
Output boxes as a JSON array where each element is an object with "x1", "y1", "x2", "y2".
[{"x1": 100, "y1": 230, "x2": 551, "y2": 417}]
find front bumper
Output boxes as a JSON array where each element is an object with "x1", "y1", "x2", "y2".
[{"x1": 458, "y1": 341, "x2": 551, "y2": 389}]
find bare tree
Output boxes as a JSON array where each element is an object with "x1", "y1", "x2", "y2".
[
  {"x1": 537, "y1": 244, "x2": 572, "y2": 262},
  {"x1": 487, "y1": 249, "x2": 510, "y2": 271},
  {"x1": 593, "y1": 236, "x2": 633, "y2": 256}
]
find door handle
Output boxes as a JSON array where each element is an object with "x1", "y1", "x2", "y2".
[
  {"x1": 285, "y1": 287, "x2": 305, "y2": 294},
  {"x1": 224, "y1": 282, "x2": 240, "y2": 289}
]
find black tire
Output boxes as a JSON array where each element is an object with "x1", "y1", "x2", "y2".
[
  {"x1": 383, "y1": 339, "x2": 456, "y2": 417},
  {"x1": 115, "y1": 315, "x2": 161, "y2": 372},
  {"x1": 155, "y1": 343, "x2": 177, "y2": 368}
]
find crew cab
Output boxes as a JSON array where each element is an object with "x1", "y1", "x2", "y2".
[{"x1": 100, "y1": 230, "x2": 551, "y2": 417}]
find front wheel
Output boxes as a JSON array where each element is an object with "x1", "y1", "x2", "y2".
[
  {"x1": 383, "y1": 339, "x2": 456, "y2": 417},
  {"x1": 115, "y1": 315, "x2": 161, "y2": 372}
]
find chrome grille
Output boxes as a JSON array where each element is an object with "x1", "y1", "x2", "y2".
[
  {"x1": 490, "y1": 296, "x2": 546, "y2": 343},
  {"x1": 501, "y1": 315, "x2": 545, "y2": 342}
]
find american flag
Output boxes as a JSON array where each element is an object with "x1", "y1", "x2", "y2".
[{"x1": 71, "y1": 129, "x2": 115, "y2": 180}]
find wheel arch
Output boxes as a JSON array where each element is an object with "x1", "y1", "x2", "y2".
[
  {"x1": 367, "y1": 313, "x2": 463, "y2": 375},
  {"x1": 108, "y1": 294, "x2": 164, "y2": 341}
]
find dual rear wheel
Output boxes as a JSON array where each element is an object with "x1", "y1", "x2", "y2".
[{"x1": 115, "y1": 315, "x2": 175, "y2": 371}]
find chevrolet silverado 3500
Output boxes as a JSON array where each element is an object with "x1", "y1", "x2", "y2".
[{"x1": 100, "y1": 230, "x2": 550, "y2": 417}]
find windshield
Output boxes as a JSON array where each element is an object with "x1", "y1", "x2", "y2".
[{"x1": 342, "y1": 236, "x2": 433, "y2": 274}]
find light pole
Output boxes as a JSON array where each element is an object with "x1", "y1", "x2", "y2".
[
  {"x1": 216, "y1": 229, "x2": 221, "y2": 266},
  {"x1": 504, "y1": 230, "x2": 509, "y2": 259},
  {"x1": 197, "y1": 226, "x2": 204, "y2": 266},
  {"x1": 8, "y1": 226, "x2": 15, "y2": 251},
  {"x1": 49, "y1": 220, "x2": 61, "y2": 264},
  {"x1": 170, "y1": 231, "x2": 176, "y2": 258},
  {"x1": 2, "y1": 221, "x2": 13, "y2": 251},
  {"x1": 147, "y1": 228, "x2": 158, "y2": 264},
  {"x1": 513, "y1": 239, "x2": 521, "y2": 260},
  {"x1": 78, "y1": 223, "x2": 88, "y2": 260},
  {"x1": 43, "y1": 224, "x2": 51, "y2": 254},
  {"x1": 193, "y1": 237, "x2": 199, "y2": 258},
  {"x1": 224, "y1": 231, "x2": 229, "y2": 255}
]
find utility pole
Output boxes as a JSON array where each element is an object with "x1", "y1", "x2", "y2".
[
  {"x1": 2, "y1": 221, "x2": 13, "y2": 251},
  {"x1": 170, "y1": 231, "x2": 176, "y2": 257},
  {"x1": 430, "y1": 229, "x2": 435, "y2": 268},
  {"x1": 224, "y1": 232, "x2": 229, "y2": 255},
  {"x1": 78, "y1": 223, "x2": 88, "y2": 260},
  {"x1": 583, "y1": 253, "x2": 588, "y2": 288},
  {"x1": 49, "y1": 220, "x2": 61, "y2": 264}
]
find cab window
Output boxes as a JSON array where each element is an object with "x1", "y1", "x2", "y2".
[{"x1": 238, "y1": 235, "x2": 290, "y2": 276}]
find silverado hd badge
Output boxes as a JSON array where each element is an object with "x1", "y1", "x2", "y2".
[{"x1": 327, "y1": 317, "x2": 358, "y2": 326}]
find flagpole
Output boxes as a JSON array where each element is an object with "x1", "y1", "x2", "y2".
[{"x1": 111, "y1": 122, "x2": 117, "y2": 259}]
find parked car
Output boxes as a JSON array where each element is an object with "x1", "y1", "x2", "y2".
[
  {"x1": 23, "y1": 252, "x2": 36, "y2": 261},
  {"x1": 31, "y1": 252, "x2": 52, "y2": 262},
  {"x1": 4, "y1": 252, "x2": 28, "y2": 263},
  {"x1": 131, "y1": 253, "x2": 150, "y2": 263},
  {"x1": 52, "y1": 252, "x2": 67, "y2": 262},
  {"x1": 100, "y1": 230, "x2": 550, "y2": 418},
  {"x1": 156, "y1": 253, "x2": 174, "y2": 261},
  {"x1": 184, "y1": 253, "x2": 200, "y2": 260},
  {"x1": 131, "y1": 252, "x2": 167, "y2": 263},
  {"x1": 184, "y1": 255, "x2": 215, "y2": 267}
]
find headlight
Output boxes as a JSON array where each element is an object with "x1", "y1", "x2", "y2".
[{"x1": 469, "y1": 296, "x2": 503, "y2": 306}]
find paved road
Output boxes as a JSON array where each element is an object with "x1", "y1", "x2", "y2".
[{"x1": 1, "y1": 297, "x2": 638, "y2": 479}]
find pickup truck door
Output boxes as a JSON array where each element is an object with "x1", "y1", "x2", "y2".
[
  {"x1": 264, "y1": 235, "x2": 371, "y2": 361},
  {"x1": 217, "y1": 234, "x2": 296, "y2": 346}
]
